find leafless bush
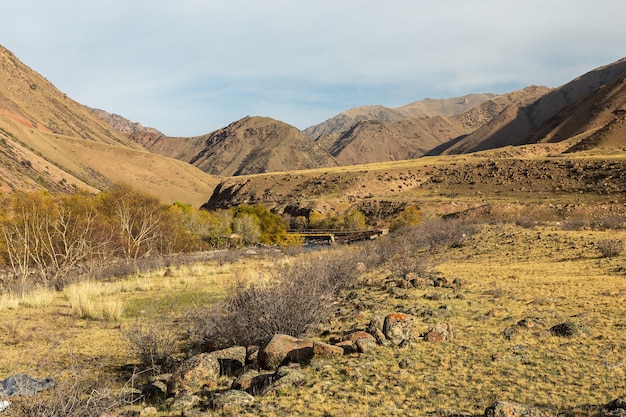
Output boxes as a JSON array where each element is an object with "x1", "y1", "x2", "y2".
[
  {"x1": 186, "y1": 251, "x2": 358, "y2": 348},
  {"x1": 123, "y1": 308, "x2": 182, "y2": 373},
  {"x1": 412, "y1": 217, "x2": 478, "y2": 249},
  {"x1": 596, "y1": 216, "x2": 624, "y2": 230},
  {"x1": 371, "y1": 217, "x2": 478, "y2": 276},
  {"x1": 561, "y1": 219, "x2": 588, "y2": 231},
  {"x1": 596, "y1": 239, "x2": 624, "y2": 258},
  {"x1": 515, "y1": 217, "x2": 537, "y2": 229}
]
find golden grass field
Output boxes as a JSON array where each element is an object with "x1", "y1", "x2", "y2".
[{"x1": 0, "y1": 219, "x2": 624, "y2": 416}]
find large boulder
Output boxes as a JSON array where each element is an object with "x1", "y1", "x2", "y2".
[
  {"x1": 484, "y1": 401, "x2": 549, "y2": 417},
  {"x1": 257, "y1": 334, "x2": 314, "y2": 370},
  {"x1": 383, "y1": 313, "x2": 418, "y2": 345},
  {"x1": 167, "y1": 353, "x2": 220, "y2": 396}
]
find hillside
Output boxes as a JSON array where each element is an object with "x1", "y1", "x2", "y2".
[
  {"x1": 433, "y1": 57, "x2": 626, "y2": 155},
  {"x1": 318, "y1": 86, "x2": 549, "y2": 165},
  {"x1": 304, "y1": 93, "x2": 497, "y2": 140},
  {"x1": 141, "y1": 116, "x2": 338, "y2": 176},
  {"x1": 0, "y1": 45, "x2": 219, "y2": 206},
  {"x1": 526, "y1": 73, "x2": 626, "y2": 153}
]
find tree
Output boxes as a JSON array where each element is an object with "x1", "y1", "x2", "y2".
[
  {"x1": 390, "y1": 205, "x2": 422, "y2": 232},
  {"x1": 232, "y1": 213, "x2": 261, "y2": 245},
  {"x1": 342, "y1": 209, "x2": 367, "y2": 231},
  {"x1": 97, "y1": 183, "x2": 167, "y2": 261}
]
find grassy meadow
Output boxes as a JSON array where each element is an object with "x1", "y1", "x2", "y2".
[{"x1": 0, "y1": 216, "x2": 624, "y2": 416}]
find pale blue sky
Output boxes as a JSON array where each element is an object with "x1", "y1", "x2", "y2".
[{"x1": 2, "y1": 0, "x2": 624, "y2": 136}]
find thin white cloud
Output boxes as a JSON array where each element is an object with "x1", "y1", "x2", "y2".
[{"x1": 2, "y1": 0, "x2": 625, "y2": 136}]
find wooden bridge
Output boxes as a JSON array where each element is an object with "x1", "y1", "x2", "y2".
[{"x1": 287, "y1": 229, "x2": 388, "y2": 245}]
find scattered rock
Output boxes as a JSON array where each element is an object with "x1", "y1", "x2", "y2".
[
  {"x1": 503, "y1": 326, "x2": 520, "y2": 340},
  {"x1": 431, "y1": 409, "x2": 473, "y2": 417},
  {"x1": 166, "y1": 394, "x2": 200, "y2": 413},
  {"x1": 398, "y1": 358, "x2": 414, "y2": 369},
  {"x1": 335, "y1": 340, "x2": 356, "y2": 354},
  {"x1": 139, "y1": 406, "x2": 158, "y2": 416},
  {"x1": 383, "y1": 313, "x2": 418, "y2": 345},
  {"x1": 211, "y1": 389, "x2": 255, "y2": 411},
  {"x1": 549, "y1": 321, "x2": 590, "y2": 337},
  {"x1": 232, "y1": 369, "x2": 274, "y2": 394},
  {"x1": 517, "y1": 318, "x2": 535, "y2": 329},
  {"x1": 343, "y1": 330, "x2": 376, "y2": 343},
  {"x1": 355, "y1": 338, "x2": 376, "y2": 353},
  {"x1": 313, "y1": 341, "x2": 344, "y2": 358},
  {"x1": 424, "y1": 323, "x2": 454, "y2": 342},
  {"x1": 258, "y1": 334, "x2": 314, "y2": 370},
  {"x1": 0, "y1": 374, "x2": 55, "y2": 397},
  {"x1": 167, "y1": 354, "x2": 220, "y2": 396},
  {"x1": 207, "y1": 346, "x2": 247, "y2": 376},
  {"x1": 265, "y1": 366, "x2": 307, "y2": 393},
  {"x1": 484, "y1": 400, "x2": 549, "y2": 417},
  {"x1": 366, "y1": 316, "x2": 389, "y2": 345}
]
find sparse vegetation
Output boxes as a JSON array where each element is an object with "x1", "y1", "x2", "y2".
[{"x1": 596, "y1": 238, "x2": 624, "y2": 258}]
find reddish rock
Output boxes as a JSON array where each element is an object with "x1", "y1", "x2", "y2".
[
  {"x1": 383, "y1": 313, "x2": 418, "y2": 345},
  {"x1": 355, "y1": 338, "x2": 376, "y2": 353},
  {"x1": 343, "y1": 330, "x2": 376, "y2": 343},
  {"x1": 424, "y1": 323, "x2": 454, "y2": 342},
  {"x1": 335, "y1": 340, "x2": 356, "y2": 354},
  {"x1": 257, "y1": 334, "x2": 314, "y2": 370},
  {"x1": 313, "y1": 341, "x2": 344, "y2": 358}
]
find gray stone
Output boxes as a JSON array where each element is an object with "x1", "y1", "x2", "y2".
[
  {"x1": 167, "y1": 353, "x2": 220, "y2": 396},
  {"x1": 0, "y1": 374, "x2": 55, "y2": 398},
  {"x1": 211, "y1": 389, "x2": 255, "y2": 411}
]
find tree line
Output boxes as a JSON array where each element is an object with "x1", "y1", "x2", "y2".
[{"x1": 0, "y1": 183, "x2": 376, "y2": 290}]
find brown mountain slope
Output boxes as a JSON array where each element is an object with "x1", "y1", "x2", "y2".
[
  {"x1": 304, "y1": 93, "x2": 496, "y2": 140},
  {"x1": 142, "y1": 116, "x2": 338, "y2": 176},
  {"x1": 0, "y1": 45, "x2": 219, "y2": 206},
  {"x1": 434, "y1": 57, "x2": 626, "y2": 155},
  {"x1": 525, "y1": 73, "x2": 626, "y2": 153},
  {"x1": 321, "y1": 86, "x2": 549, "y2": 165}
]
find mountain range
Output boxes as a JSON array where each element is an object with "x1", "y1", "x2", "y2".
[{"x1": 1, "y1": 43, "x2": 625, "y2": 208}]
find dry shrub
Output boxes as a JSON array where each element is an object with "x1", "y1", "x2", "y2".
[
  {"x1": 187, "y1": 249, "x2": 362, "y2": 348},
  {"x1": 372, "y1": 217, "x2": 478, "y2": 276},
  {"x1": 123, "y1": 308, "x2": 182, "y2": 373},
  {"x1": 596, "y1": 216, "x2": 624, "y2": 230},
  {"x1": 561, "y1": 219, "x2": 588, "y2": 231},
  {"x1": 515, "y1": 217, "x2": 537, "y2": 229},
  {"x1": 596, "y1": 239, "x2": 624, "y2": 258}
]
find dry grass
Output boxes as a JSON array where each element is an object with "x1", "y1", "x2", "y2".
[
  {"x1": 0, "y1": 224, "x2": 624, "y2": 416},
  {"x1": 246, "y1": 223, "x2": 626, "y2": 416}
]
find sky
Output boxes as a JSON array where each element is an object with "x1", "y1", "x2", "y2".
[{"x1": 2, "y1": 0, "x2": 625, "y2": 137}]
